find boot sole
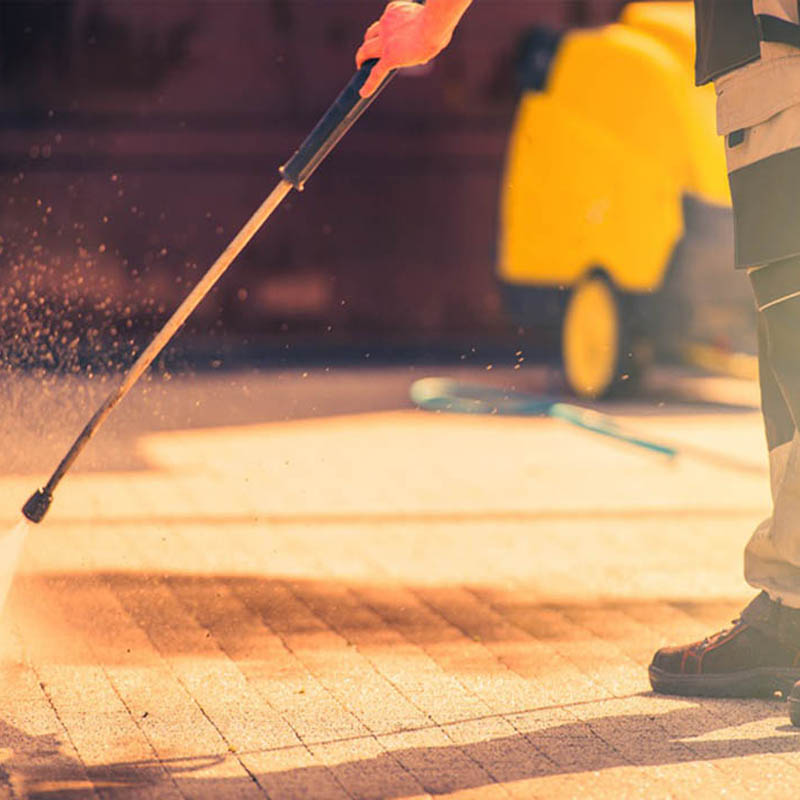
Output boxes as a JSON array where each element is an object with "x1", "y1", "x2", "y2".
[{"x1": 649, "y1": 665, "x2": 800, "y2": 698}]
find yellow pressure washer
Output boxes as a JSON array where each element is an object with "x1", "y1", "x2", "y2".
[{"x1": 497, "y1": 1, "x2": 754, "y2": 398}]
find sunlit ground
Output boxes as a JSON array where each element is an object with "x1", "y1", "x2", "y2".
[{"x1": 2, "y1": 363, "x2": 797, "y2": 799}]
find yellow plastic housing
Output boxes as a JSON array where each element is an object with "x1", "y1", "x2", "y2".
[{"x1": 497, "y1": 1, "x2": 729, "y2": 294}]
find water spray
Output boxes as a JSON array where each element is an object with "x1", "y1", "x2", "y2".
[{"x1": 2, "y1": 46, "x2": 417, "y2": 612}]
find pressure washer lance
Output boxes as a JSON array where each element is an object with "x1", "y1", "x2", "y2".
[{"x1": 21, "y1": 48, "x2": 413, "y2": 525}]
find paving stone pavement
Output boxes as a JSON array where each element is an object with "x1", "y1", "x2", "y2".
[{"x1": 2, "y1": 365, "x2": 800, "y2": 799}]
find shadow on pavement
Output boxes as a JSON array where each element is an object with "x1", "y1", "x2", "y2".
[
  {"x1": 4, "y1": 572, "x2": 799, "y2": 796},
  {"x1": 6, "y1": 572, "x2": 751, "y2": 662},
  {"x1": 1, "y1": 698, "x2": 796, "y2": 798},
  {"x1": 0, "y1": 716, "x2": 227, "y2": 798}
]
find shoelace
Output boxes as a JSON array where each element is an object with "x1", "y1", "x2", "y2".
[{"x1": 693, "y1": 620, "x2": 742, "y2": 654}]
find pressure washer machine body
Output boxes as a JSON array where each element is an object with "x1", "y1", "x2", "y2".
[{"x1": 497, "y1": 1, "x2": 753, "y2": 398}]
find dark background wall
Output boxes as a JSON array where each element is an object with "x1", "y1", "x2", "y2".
[{"x1": 0, "y1": 0, "x2": 625, "y2": 369}]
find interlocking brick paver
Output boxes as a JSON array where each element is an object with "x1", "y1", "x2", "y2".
[
  {"x1": 24, "y1": 523, "x2": 264, "y2": 798},
  {"x1": 0, "y1": 623, "x2": 98, "y2": 800},
  {"x1": 4, "y1": 366, "x2": 800, "y2": 798},
  {"x1": 8, "y1": 566, "x2": 182, "y2": 798},
  {"x1": 306, "y1": 737, "x2": 429, "y2": 800}
]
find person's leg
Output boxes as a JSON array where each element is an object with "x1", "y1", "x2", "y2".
[
  {"x1": 649, "y1": 257, "x2": 800, "y2": 697},
  {"x1": 744, "y1": 258, "x2": 800, "y2": 602}
]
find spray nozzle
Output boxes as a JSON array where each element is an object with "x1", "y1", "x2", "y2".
[{"x1": 22, "y1": 489, "x2": 53, "y2": 524}]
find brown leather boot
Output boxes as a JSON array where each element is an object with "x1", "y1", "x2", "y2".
[{"x1": 649, "y1": 593, "x2": 800, "y2": 698}]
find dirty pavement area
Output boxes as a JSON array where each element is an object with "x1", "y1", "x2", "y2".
[{"x1": 2, "y1": 364, "x2": 797, "y2": 799}]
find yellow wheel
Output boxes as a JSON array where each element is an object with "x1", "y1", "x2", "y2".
[{"x1": 562, "y1": 275, "x2": 625, "y2": 399}]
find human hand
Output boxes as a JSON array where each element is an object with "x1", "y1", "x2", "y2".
[{"x1": 355, "y1": 1, "x2": 453, "y2": 97}]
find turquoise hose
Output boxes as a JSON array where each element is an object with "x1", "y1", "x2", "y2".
[{"x1": 409, "y1": 378, "x2": 677, "y2": 459}]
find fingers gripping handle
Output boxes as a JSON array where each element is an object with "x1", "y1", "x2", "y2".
[{"x1": 280, "y1": 0, "x2": 425, "y2": 191}]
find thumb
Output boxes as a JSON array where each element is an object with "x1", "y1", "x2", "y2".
[{"x1": 360, "y1": 59, "x2": 391, "y2": 98}]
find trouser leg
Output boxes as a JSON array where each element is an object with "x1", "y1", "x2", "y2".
[
  {"x1": 648, "y1": 259, "x2": 800, "y2": 693},
  {"x1": 745, "y1": 257, "x2": 800, "y2": 606}
]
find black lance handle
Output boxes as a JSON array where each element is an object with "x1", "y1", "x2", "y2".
[{"x1": 280, "y1": 0, "x2": 425, "y2": 190}]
